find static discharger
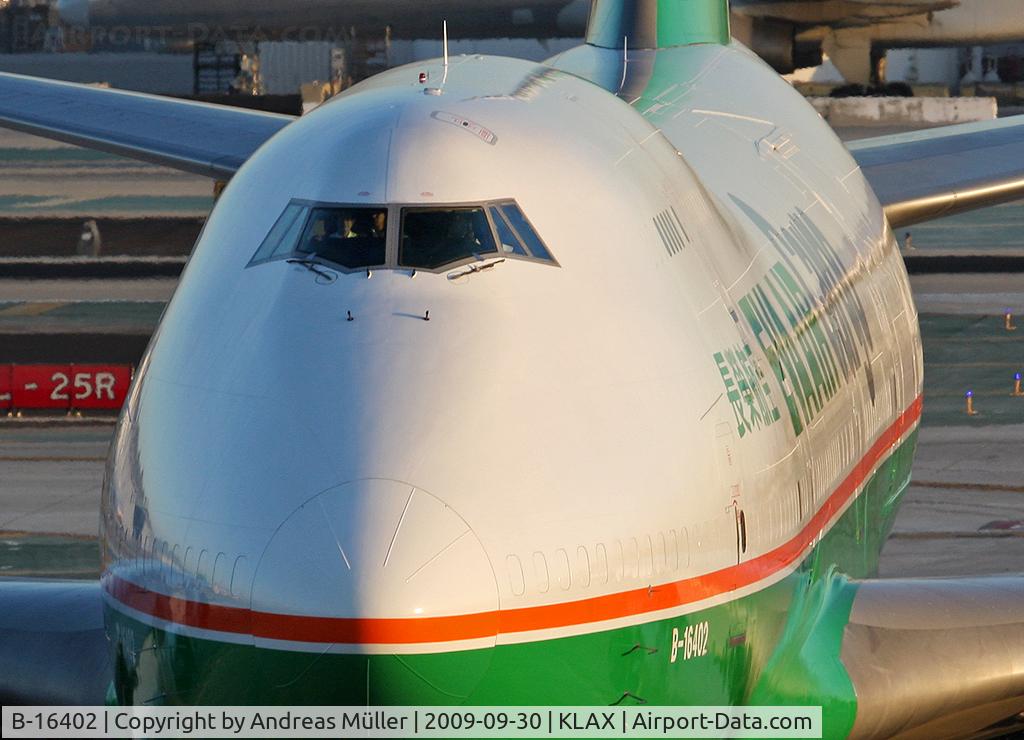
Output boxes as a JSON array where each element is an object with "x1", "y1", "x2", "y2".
[
  {"x1": 965, "y1": 390, "x2": 979, "y2": 416},
  {"x1": 1005, "y1": 309, "x2": 1017, "y2": 331},
  {"x1": 1013, "y1": 372, "x2": 1024, "y2": 397}
]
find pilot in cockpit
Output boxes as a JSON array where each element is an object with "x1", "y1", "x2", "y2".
[
  {"x1": 370, "y1": 211, "x2": 387, "y2": 239},
  {"x1": 339, "y1": 214, "x2": 359, "y2": 239},
  {"x1": 448, "y1": 211, "x2": 483, "y2": 251}
]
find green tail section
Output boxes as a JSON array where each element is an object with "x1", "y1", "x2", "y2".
[{"x1": 586, "y1": 0, "x2": 731, "y2": 50}]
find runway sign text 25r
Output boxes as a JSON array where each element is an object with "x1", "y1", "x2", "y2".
[{"x1": 1, "y1": 364, "x2": 132, "y2": 410}]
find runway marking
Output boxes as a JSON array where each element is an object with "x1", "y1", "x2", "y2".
[
  {"x1": 0, "y1": 455, "x2": 105, "y2": 462},
  {"x1": 888, "y1": 530, "x2": 1024, "y2": 539},
  {"x1": 0, "y1": 302, "x2": 63, "y2": 317},
  {"x1": 0, "y1": 530, "x2": 98, "y2": 541},
  {"x1": 911, "y1": 479, "x2": 1024, "y2": 494}
]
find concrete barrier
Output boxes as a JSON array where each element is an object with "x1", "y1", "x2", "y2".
[{"x1": 810, "y1": 96, "x2": 997, "y2": 127}]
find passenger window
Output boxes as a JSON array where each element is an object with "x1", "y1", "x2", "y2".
[
  {"x1": 488, "y1": 206, "x2": 527, "y2": 256},
  {"x1": 499, "y1": 203, "x2": 553, "y2": 261},
  {"x1": 400, "y1": 207, "x2": 498, "y2": 269},
  {"x1": 296, "y1": 207, "x2": 387, "y2": 269},
  {"x1": 251, "y1": 203, "x2": 308, "y2": 263}
]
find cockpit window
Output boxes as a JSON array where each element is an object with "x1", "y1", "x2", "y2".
[
  {"x1": 249, "y1": 204, "x2": 386, "y2": 270},
  {"x1": 399, "y1": 207, "x2": 498, "y2": 269},
  {"x1": 251, "y1": 202, "x2": 308, "y2": 263},
  {"x1": 488, "y1": 206, "x2": 528, "y2": 257},
  {"x1": 497, "y1": 202, "x2": 553, "y2": 261},
  {"x1": 250, "y1": 199, "x2": 557, "y2": 273},
  {"x1": 296, "y1": 207, "x2": 387, "y2": 269}
]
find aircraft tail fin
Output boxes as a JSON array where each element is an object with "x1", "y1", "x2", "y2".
[{"x1": 585, "y1": 0, "x2": 730, "y2": 50}]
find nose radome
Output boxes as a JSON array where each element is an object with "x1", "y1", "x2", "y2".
[{"x1": 252, "y1": 479, "x2": 499, "y2": 650}]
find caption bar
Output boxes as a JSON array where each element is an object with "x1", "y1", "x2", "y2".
[{"x1": 2, "y1": 706, "x2": 821, "y2": 738}]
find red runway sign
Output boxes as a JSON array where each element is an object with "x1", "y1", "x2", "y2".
[
  {"x1": 0, "y1": 365, "x2": 11, "y2": 410},
  {"x1": 6, "y1": 364, "x2": 132, "y2": 411}
]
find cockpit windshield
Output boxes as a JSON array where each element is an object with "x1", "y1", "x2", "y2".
[
  {"x1": 399, "y1": 207, "x2": 498, "y2": 269},
  {"x1": 250, "y1": 204, "x2": 387, "y2": 270},
  {"x1": 295, "y1": 207, "x2": 387, "y2": 269},
  {"x1": 249, "y1": 199, "x2": 556, "y2": 273}
]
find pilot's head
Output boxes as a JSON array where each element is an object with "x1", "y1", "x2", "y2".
[{"x1": 448, "y1": 213, "x2": 473, "y2": 240}]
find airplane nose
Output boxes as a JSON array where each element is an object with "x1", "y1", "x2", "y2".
[{"x1": 251, "y1": 479, "x2": 499, "y2": 702}]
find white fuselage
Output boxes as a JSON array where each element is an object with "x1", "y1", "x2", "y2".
[{"x1": 101, "y1": 42, "x2": 920, "y2": 663}]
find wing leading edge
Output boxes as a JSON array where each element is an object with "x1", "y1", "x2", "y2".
[
  {"x1": 849, "y1": 115, "x2": 1024, "y2": 229},
  {"x1": 0, "y1": 72, "x2": 294, "y2": 179}
]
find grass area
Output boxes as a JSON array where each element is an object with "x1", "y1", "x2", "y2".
[
  {"x1": 0, "y1": 194, "x2": 213, "y2": 216},
  {"x1": 0, "y1": 301, "x2": 165, "y2": 329},
  {"x1": 0, "y1": 534, "x2": 100, "y2": 579},
  {"x1": 921, "y1": 312, "x2": 1024, "y2": 426},
  {"x1": 906, "y1": 201, "x2": 1024, "y2": 252}
]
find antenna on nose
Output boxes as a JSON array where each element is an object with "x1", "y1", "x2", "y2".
[{"x1": 442, "y1": 19, "x2": 450, "y2": 84}]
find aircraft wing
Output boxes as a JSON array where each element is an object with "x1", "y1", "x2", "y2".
[
  {"x1": 0, "y1": 72, "x2": 295, "y2": 179},
  {"x1": 732, "y1": 0, "x2": 959, "y2": 28},
  {"x1": 0, "y1": 579, "x2": 111, "y2": 705},
  {"x1": 754, "y1": 574, "x2": 1024, "y2": 739},
  {"x1": 848, "y1": 115, "x2": 1024, "y2": 229},
  {"x1": 842, "y1": 576, "x2": 1024, "y2": 739}
]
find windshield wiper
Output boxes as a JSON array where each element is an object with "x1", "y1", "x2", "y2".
[
  {"x1": 448, "y1": 257, "x2": 506, "y2": 279},
  {"x1": 467, "y1": 257, "x2": 506, "y2": 273},
  {"x1": 287, "y1": 258, "x2": 335, "y2": 281}
]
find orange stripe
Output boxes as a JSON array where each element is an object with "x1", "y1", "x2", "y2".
[{"x1": 104, "y1": 394, "x2": 922, "y2": 645}]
